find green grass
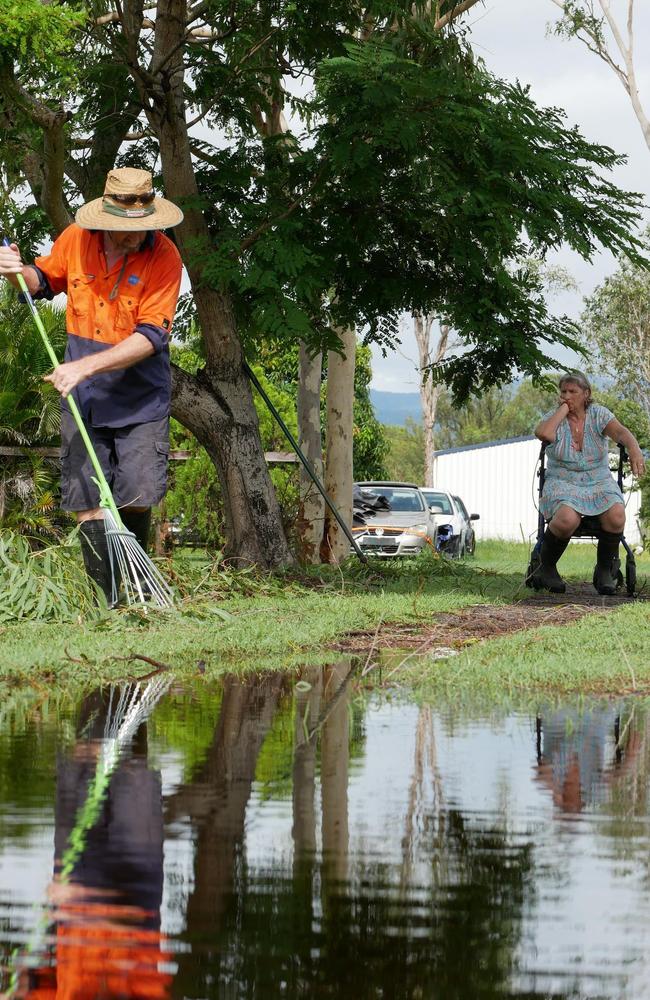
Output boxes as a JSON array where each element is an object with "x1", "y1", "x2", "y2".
[
  {"x1": 385, "y1": 601, "x2": 650, "y2": 700},
  {"x1": 474, "y1": 536, "x2": 640, "y2": 582},
  {"x1": 1, "y1": 540, "x2": 649, "y2": 695},
  {"x1": 384, "y1": 540, "x2": 650, "y2": 698}
]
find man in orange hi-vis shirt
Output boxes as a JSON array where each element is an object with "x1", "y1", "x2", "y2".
[{"x1": 0, "y1": 168, "x2": 183, "y2": 600}]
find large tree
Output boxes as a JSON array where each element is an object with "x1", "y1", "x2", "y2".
[{"x1": 0, "y1": 0, "x2": 646, "y2": 566}]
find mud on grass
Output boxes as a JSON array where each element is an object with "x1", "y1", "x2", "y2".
[
  {"x1": 333, "y1": 596, "x2": 641, "y2": 653},
  {"x1": 371, "y1": 599, "x2": 650, "y2": 699}
]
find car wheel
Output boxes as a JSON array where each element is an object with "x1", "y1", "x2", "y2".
[{"x1": 465, "y1": 534, "x2": 475, "y2": 556}]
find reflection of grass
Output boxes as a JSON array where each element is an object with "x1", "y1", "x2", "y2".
[
  {"x1": 1, "y1": 543, "x2": 649, "y2": 693},
  {"x1": 147, "y1": 685, "x2": 224, "y2": 780}
]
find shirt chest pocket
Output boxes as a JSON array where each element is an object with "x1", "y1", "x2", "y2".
[
  {"x1": 114, "y1": 283, "x2": 145, "y2": 338},
  {"x1": 68, "y1": 273, "x2": 96, "y2": 331}
]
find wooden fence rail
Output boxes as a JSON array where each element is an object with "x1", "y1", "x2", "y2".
[{"x1": 0, "y1": 446, "x2": 297, "y2": 463}]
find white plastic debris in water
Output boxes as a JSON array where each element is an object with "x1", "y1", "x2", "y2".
[{"x1": 429, "y1": 647, "x2": 459, "y2": 660}]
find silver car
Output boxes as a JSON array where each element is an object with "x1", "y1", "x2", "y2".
[
  {"x1": 353, "y1": 482, "x2": 436, "y2": 557},
  {"x1": 420, "y1": 488, "x2": 479, "y2": 557}
]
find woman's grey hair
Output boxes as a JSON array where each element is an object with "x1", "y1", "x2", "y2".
[{"x1": 559, "y1": 371, "x2": 592, "y2": 406}]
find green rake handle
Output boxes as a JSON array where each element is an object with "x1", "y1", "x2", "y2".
[{"x1": 4, "y1": 238, "x2": 122, "y2": 524}]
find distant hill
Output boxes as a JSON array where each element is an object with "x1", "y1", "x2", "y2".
[
  {"x1": 370, "y1": 373, "x2": 611, "y2": 427},
  {"x1": 370, "y1": 389, "x2": 421, "y2": 427}
]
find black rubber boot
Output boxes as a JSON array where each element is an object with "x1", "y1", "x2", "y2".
[
  {"x1": 531, "y1": 528, "x2": 570, "y2": 593},
  {"x1": 79, "y1": 520, "x2": 115, "y2": 606},
  {"x1": 120, "y1": 508, "x2": 151, "y2": 553},
  {"x1": 594, "y1": 530, "x2": 623, "y2": 596},
  {"x1": 120, "y1": 508, "x2": 154, "y2": 601}
]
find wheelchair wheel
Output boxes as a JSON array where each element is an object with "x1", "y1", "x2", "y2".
[
  {"x1": 593, "y1": 563, "x2": 624, "y2": 593},
  {"x1": 626, "y1": 557, "x2": 636, "y2": 597},
  {"x1": 525, "y1": 549, "x2": 541, "y2": 589}
]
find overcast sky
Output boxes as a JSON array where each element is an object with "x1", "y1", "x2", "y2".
[{"x1": 370, "y1": 0, "x2": 650, "y2": 392}]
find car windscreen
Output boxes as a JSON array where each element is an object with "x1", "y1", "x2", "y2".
[
  {"x1": 422, "y1": 491, "x2": 453, "y2": 515},
  {"x1": 364, "y1": 488, "x2": 425, "y2": 512}
]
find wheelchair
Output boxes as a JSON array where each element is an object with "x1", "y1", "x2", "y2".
[{"x1": 525, "y1": 443, "x2": 637, "y2": 597}]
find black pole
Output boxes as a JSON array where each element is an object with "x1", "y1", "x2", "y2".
[{"x1": 244, "y1": 361, "x2": 367, "y2": 565}]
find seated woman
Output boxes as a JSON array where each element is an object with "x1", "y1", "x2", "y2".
[{"x1": 532, "y1": 372, "x2": 645, "y2": 595}]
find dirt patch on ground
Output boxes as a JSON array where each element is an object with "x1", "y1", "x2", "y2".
[
  {"x1": 333, "y1": 597, "x2": 636, "y2": 653},
  {"x1": 522, "y1": 581, "x2": 649, "y2": 605}
]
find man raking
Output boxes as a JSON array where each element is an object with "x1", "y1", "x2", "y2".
[{"x1": 0, "y1": 167, "x2": 183, "y2": 602}]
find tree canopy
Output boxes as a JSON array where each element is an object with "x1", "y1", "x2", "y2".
[
  {"x1": 2, "y1": 0, "x2": 649, "y2": 562},
  {"x1": 1, "y1": 1, "x2": 646, "y2": 399}
]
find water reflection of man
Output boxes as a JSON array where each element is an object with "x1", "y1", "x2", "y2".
[{"x1": 16, "y1": 688, "x2": 171, "y2": 999}]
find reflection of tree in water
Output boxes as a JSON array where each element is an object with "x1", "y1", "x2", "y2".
[
  {"x1": 166, "y1": 671, "x2": 288, "y2": 997},
  {"x1": 188, "y1": 817, "x2": 537, "y2": 998},
  {"x1": 170, "y1": 673, "x2": 543, "y2": 1000}
]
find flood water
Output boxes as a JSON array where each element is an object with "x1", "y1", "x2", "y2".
[{"x1": 1, "y1": 663, "x2": 650, "y2": 998}]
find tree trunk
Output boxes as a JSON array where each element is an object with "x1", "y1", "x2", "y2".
[
  {"x1": 321, "y1": 328, "x2": 356, "y2": 563},
  {"x1": 296, "y1": 343, "x2": 325, "y2": 563},
  {"x1": 165, "y1": 673, "x2": 284, "y2": 982},
  {"x1": 146, "y1": 0, "x2": 293, "y2": 567},
  {"x1": 171, "y1": 365, "x2": 292, "y2": 565},
  {"x1": 414, "y1": 314, "x2": 450, "y2": 487}
]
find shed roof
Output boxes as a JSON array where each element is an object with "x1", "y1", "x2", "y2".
[{"x1": 433, "y1": 435, "x2": 537, "y2": 457}]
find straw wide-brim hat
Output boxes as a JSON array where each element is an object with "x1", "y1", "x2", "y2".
[{"x1": 75, "y1": 167, "x2": 184, "y2": 231}]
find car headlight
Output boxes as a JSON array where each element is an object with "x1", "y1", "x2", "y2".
[{"x1": 406, "y1": 523, "x2": 428, "y2": 533}]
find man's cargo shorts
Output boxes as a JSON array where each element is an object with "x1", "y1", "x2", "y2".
[{"x1": 60, "y1": 410, "x2": 170, "y2": 511}]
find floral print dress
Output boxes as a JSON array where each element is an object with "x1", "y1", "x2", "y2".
[{"x1": 539, "y1": 403, "x2": 623, "y2": 519}]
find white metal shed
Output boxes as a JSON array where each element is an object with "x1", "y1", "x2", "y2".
[{"x1": 432, "y1": 436, "x2": 642, "y2": 545}]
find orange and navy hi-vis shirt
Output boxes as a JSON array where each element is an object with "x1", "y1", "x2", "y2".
[{"x1": 32, "y1": 224, "x2": 182, "y2": 428}]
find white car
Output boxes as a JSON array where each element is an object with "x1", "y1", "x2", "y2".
[
  {"x1": 353, "y1": 482, "x2": 436, "y2": 557},
  {"x1": 420, "y1": 489, "x2": 479, "y2": 557}
]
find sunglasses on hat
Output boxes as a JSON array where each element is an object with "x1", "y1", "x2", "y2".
[{"x1": 107, "y1": 191, "x2": 156, "y2": 206}]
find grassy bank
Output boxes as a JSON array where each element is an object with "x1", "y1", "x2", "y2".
[
  {"x1": 387, "y1": 601, "x2": 650, "y2": 699},
  {"x1": 1, "y1": 540, "x2": 649, "y2": 693}
]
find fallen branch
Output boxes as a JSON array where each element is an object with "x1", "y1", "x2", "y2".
[{"x1": 108, "y1": 653, "x2": 172, "y2": 672}]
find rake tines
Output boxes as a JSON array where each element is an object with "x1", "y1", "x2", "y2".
[{"x1": 103, "y1": 509, "x2": 174, "y2": 609}]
